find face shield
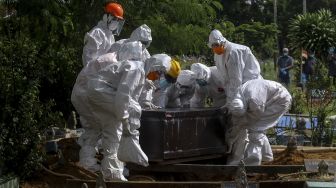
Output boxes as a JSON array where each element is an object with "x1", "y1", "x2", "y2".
[{"x1": 105, "y1": 14, "x2": 125, "y2": 36}]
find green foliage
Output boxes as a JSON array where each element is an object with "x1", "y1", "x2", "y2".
[
  {"x1": 288, "y1": 9, "x2": 336, "y2": 146},
  {"x1": 0, "y1": 35, "x2": 64, "y2": 179},
  {"x1": 288, "y1": 9, "x2": 336, "y2": 59},
  {"x1": 213, "y1": 21, "x2": 277, "y2": 60},
  {"x1": 120, "y1": 0, "x2": 222, "y2": 56},
  {"x1": 1, "y1": 0, "x2": 336, "y2": 178}
]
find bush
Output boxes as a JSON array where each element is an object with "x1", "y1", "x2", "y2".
[{"x1": 0, "y1": 35, "x2": 64, "y2": 179}]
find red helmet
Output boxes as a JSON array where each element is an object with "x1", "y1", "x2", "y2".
[{"x1": 104, "y1": 2, "x2": 124, "y2": 19}]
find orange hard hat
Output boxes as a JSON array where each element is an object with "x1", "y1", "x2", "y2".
[{"x1": 104, "y1": 2, "x2": 124, "y2": 19}]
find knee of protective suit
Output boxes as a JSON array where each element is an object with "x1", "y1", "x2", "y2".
[
  {"x1": 248, "y1": 131, "x2": 266, "y2": 145},
  {"x1": 79, "y1": 145, "x2": 99, "y2": 169},
  {"x1": 244, "y1": 144, "x2": 262, "y2": 165},
  {"x1": 244, "y1": 153, "x2": 262, "y2": 165}
]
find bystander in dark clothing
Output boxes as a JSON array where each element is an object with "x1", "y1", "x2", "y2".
[
  {"x1": 301, "y1": 52, "x2": 317, "y2": 86},
  {"x1": 277, "y1": 48, "x2": 294, "y2": 87}
]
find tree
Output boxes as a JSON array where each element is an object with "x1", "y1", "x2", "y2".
[{"x1": 288, "y1": 9, "x2": 336, "y2": 146}]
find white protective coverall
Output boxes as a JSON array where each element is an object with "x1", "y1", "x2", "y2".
[
  {"x1": 208, "y1": 29, "x2": 262, "y2": 165},
  {"x1": 72, "y1": 41, "x2": 148, "y2": 181},
  {"x1": 110, "y1": 24, "x2": 152, "y2": 61},
  {"x1": 139, "y1": 54, "x2": 173, "y2": 109},
  {"x1": 190, "y1": 63, "x2": 226, "y2": 107},
  {"x1": 228, "y1": 79, "x2": 292, "y2": 165},
  {"x1": 164, "y1": 70, "x2": 196, "y2": 108},
  {"x1": 208, "y1": 29, "x2": 262, "y2": 102},
  {"x1": 82, "y1": 14, "x2": 119, "y2": 67}
]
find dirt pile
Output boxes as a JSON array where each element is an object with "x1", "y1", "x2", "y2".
[{"x1": 264, "y1": 148, "x2": 305, "y2": 165}]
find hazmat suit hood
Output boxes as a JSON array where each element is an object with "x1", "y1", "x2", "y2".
[
  {"x1": 208, "y1": 29, "x2": 226, "y2": 48},
  {"x1": 117, "y1": 41, "x2": 143, "y2": 62},
  {"x1": 177, "y1": 70, "x2": 196, "y2": 86},
  {"x1": 144, "y1": 54, "x2": 171, "y2": 75},
  {"x1": 191, "y1": 63, "x2": 211, "y2": 82},
  {"x1": 130, "y1": 24, "x2": 152, "y2": 48}
]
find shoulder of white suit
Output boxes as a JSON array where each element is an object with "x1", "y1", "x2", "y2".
[{"x1": 119, "y1": 60, "x2": 144, "y2": 72}]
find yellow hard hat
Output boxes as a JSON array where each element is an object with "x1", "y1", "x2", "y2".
[{"x1": 167, "y1": 59, "x2": 181, "y2": 79}]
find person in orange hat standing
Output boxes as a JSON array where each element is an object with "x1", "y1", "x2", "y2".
[
  {"x1": 82, "y1": 1, "x2": 125, "y2": 67},
  {"x1": 72, "y1": 1, "x2": 127, "y2": 181}
]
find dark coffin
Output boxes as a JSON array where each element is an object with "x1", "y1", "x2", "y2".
[{"x1": 139, "y1": 108, "x2": 229, "y2": 162}]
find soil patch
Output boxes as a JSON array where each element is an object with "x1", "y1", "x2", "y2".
[{"x1": 21, "y1": 138, "x2": 336, "y2": 187}]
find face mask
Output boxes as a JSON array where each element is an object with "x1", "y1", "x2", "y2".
[
  {"x1": 147, "y1": 71, "x2": 160, "y2": 81},
  {"x1": 196, "y1": 79, "x2": 207, "y2": 86},
  {"x1": 159, "y1": 79, "x2": 170, "y2": 90},
  {"x1": 283, "y1": 52, "x2": 288, "y2": 56},
  {"x1": 212, "y1": 45, "x2": 225, "y2": 55}
]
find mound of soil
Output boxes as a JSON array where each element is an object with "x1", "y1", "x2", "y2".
[
  {"x1": 20, "y1": 138, "x2": 336, "y2": 187},
  {"x1": 265, "y1": 148, "x2": 336, "y2": 165},
  {"x1": 264, "y1": 148, "x2": 305, "y2": 165}
]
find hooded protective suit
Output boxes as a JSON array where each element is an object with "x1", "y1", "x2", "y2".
[
  {"x1": 139, "y1": 54, "x2": 180, "y2": 109},
  {"x1": 208, "y1": 29, "x2": 262, "y2": 165},
  {"x1": 82, "y1": 14, "x2": 120, "y2": 67},
  {"x1": 228, "y1": 79, "x2": 292, "y2": 165},
  {"x1": 74, "y1": 15, "x2": 122, "y2": 123},
  {"x1": 164, "y1": 70, "x2": 196, "y2": 108},
  {"x1": 72, "y1": 41, "x2": 148, "y2": 181},
  {"x1": 110, "y1": 24, "x2": 152, "y2": 61},
  {"x1": 208, "y1": 29, "x2": 262, "y2": 102},
  {"x1": 190, "y1": 63, "x2": 226, "y2": 107}
]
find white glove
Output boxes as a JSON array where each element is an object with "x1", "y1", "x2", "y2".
[
  {"x1": 143, "y1": 102, "x2": 161, "y2": 110},
  {"x1": 219, "y1": 103, "x2": 229, "y2": 114},
  {"x1": 145, "y1": 79, "x2": 156, "y2": 90}
]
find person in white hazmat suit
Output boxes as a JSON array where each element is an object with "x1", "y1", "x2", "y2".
[
  {"x1": 82, "y1": 2, "x2": 125, "y2": 67},
  {"x1": 227, "y1": 79, "x2": 292, "y2": 165},
  {"x1": 109, "y1": 24, "x2": 157, "y2": 109},
  {"x1": 208, "y1": 29, "x2": 263, "y2": 165},
  {"x1": 208, "y1": 29, "x2": 262, "y2": 102},
  {"x1": 190, "y1": 63, "x2": 226, "y2": 107},
  {"x1": 163, "y1": 70, "x2": 196, "y2": 108},
  {"x1": 139, "y1": 54, "x2": 181, "y2": 109},
  {"x1": 73, "y1": 41, "x2": 158, "y2": 181},
  {"x1": 110, "y1": 24, "x2": 152, "y2": 62},
  {"x1": 91, "y1": 24, "x2": 153, "y2": 152}
]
